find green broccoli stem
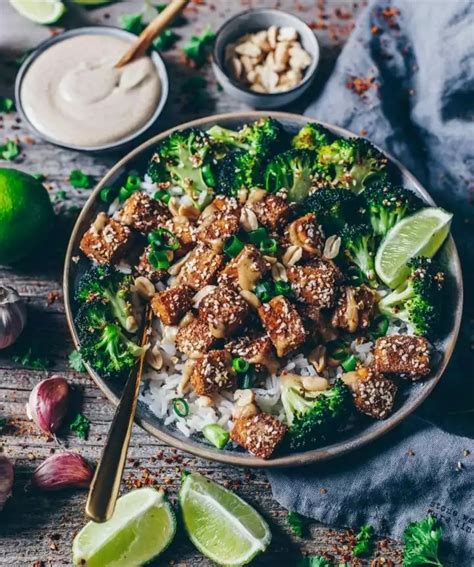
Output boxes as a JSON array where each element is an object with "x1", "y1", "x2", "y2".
[
  {"x1": 96, "y1": 324, "x2": 144, "y2": 370},
  {"x1": 379, "y1": 281, "x2": 413, "y2": 313},
  {"x1": 207, "y1": 125, "x2": 244, "y2": 147}
]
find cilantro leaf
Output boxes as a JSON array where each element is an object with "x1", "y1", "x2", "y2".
[
  {"x1": 153, "y1": 29, "x2": 179, "y2": 51},
  {"x1": 403, "y1": 515, "x2": 443, "y2": 567},
  {"x1": 12, "y1": 347, "x2": 51, "y2": 370},
  {"x1": 68, "y1": 350, "x2": 86, "y2": 372},
  {"x1": 69, "y1": 169, "x2": 92, "y2": 189},
  {"x1": 298, "y1": 556, "x2": 332, "y2": 567},
  {"x1": 288, "y1": 511, "x2": 310, "y2": 537},
  {"x1": 182, "y1": 25, "x2": 215, "y2": 66},
  {"x1": 0, "y1": 97, "x2": 14, "y2": 113},
  {"x1": 0, "y1": 139, "x2": 20, "y2": 161},
  {"x1": 119, "y1": 11, "x2": 144, "y2": 34},
  {"x1": 353, "y1": 524, "x2": 374, "y2": 557},
  {"x1": 70, "y1": 413, "x2": 90, "y2": 440}
]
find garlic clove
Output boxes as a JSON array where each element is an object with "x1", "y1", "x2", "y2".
[
  {"x1": 31, "y1": 452, "x2": 93, "y2": 491},
  {"x1": 0, "y1": 455, "x2": 14, "y2": 511},
  {"x1": 0, "y1": 285, "x2": 27, "y2": 350},
  {"x1": 26, "y1": 376, "x2": 69, "y2": 436}
]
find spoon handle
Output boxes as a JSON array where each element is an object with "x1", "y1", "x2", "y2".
[
  {"x1": 85, "y1": 305, "x2": 153, "y2": 523},
  {"x1": 115, "y1": 0, "x2": 190, "y2": 68}
]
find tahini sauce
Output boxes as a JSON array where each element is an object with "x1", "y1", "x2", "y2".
[{"x1": 21, "y1": 34, "x2": 161, "y2": 147}]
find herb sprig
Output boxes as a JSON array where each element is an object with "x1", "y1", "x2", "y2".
[
  {"x1": 12, "y1": 347, "x2": 51, "y2": 370},
  {"x1": 352, "y1": 524, "x2": 374, "y2": 556},
  {"x1": 182, "y1": 25, "x2": 215, "y2": 66},
  {"x1": 68, "y1": 350, "x2": 86, "y2": 372},
  {"x1": 70, "y1": 413, "x2": 90, "y2": 440},
  {"x1": 288, "y1": 511, "x2": 311, "y2": 537},
  {"x1": 403, "y1": 515, "x2": 443, "y2": 567},
  {"x1": 0, "y1": 139, "x2": 20, "y2": 161},
  {"x1": 0, "y1": 97, "x2": 14, "y2": 113}
]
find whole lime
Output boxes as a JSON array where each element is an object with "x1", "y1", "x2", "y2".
[{"x1": 0, "y1": 168, "x2": 55, "y2": 265}]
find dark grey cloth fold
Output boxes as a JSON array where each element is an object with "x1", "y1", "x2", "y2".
[{"x1": 268, "y1": 1, "x2": 474, "y2": 564}]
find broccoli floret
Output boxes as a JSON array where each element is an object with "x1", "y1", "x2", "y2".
[
  {"x1": 282, "y1": 376, "x2": 352, "y2": 450},
  {"x1": 75, "y1": 265, "x2": 136, "y2": 331},
  {"x1": 291, "y1": 122, "x2": 333, "y2": 151},
  {"x1": 75, "y1": 302, "x2": 144, "y2": 379},
  {"x1": 363, "y1": 180, "x2": 424, "y2": 236},
  {"x1": 340, "y1": 223, "x2": 377, "y2": 285},
  {"x1": 264, "y1": 149, "x2": 317, "y2": 202},
  {"x1": 216, "y1": 149, "x2": 263, "y2": 196},
  {"x1": 207, "y1": 117, "x2": 284, "y2": 156},
  {"x1": 298, "y1": 188, "x2": 363, "y2": 232},
  {"x1": 151, "y1": 128, "x2": 215, "y2": 208},
  {"x1": 318, "y1": 138, "x2": 387, "y2": 193},
  {"x1": 378, "y1": 257, "x2": 444, "y2": 336}
]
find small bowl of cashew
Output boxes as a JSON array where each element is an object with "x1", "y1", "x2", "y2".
[{"x1": 212, "y1": 9, "x2": 320, "y2": 109}]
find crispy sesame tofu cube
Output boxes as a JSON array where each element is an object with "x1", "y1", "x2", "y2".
[
  {"x1": 121, "y1": 192, "x2": 170, "y2": 234},
  {"x1": 135, "y1": 245, "x2": 167, "y2": 283},
  {"x1": 248, "y1": 193, "x2": 290, "y2": 231},
  {"x1": 230, "y1": 413, "x2": 287, "y2": 459},
  {"x1": 218, "y1": 244, "x2": 270, "y2": 291},
  {"x1": 287, "y1": 259, "x2": 340, "y2": 309},
  {"x1": 297, "y1": 304, "x2": 338, "y2": 343},
  {"x1": 176, "y1": 243, "x2": 224, "y2": 291},
  {"x1": 199, "y1": 285, "x2": 250, "y2": 338},
  {"x1": 196, "y1": 212, "x2": 240, "y2": 252},
  {"x1": 225, "y1": 335, "x2": 278, "y2": 373},
  {"x1": 165, "y1": 216, "x2": 196, "y2": 257},
  {"x1": 190, "y1": 350, "x2": 237, "y2": 396},
  {"x1": 258, "y1": 296, "x2": 306, "y2": 357},
  {"x1": 80, "y1": 213, "x2": 134, "y2": 265},
  {"x1": 283, "y1": 213, "x2": 325, "y2": 258},
  {"x1": 212, "y1": 195, "x2": 242, "y2": 217},
  {"x1": 175, "y1": 318, "x2": 217, "y2": 356},
  {"x1": 151, "y1": 285, "x2": 193, "y2": 326},
  {"x1": 373, "y1": 335, "x2": 431, "y2": 379},
  {"x1": 331, "y1": 285, "x2": 377, "y2": 333},
  {"x1": 353, "y1": 368, "x2": 398, "y2": 420}
]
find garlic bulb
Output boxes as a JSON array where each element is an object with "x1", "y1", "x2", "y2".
[
  {"x1": 0, "y1": 285, "x2": 27, "y2": 349},
  {"x1": 26, "y1": 376, "x2": 69, "y2": 436},
  {"x1": 31, "y1": 452, "x2": 93, "y2": 491},
  {"x1": 0, "y1": 455, "x2": 14, "y2": 511}
]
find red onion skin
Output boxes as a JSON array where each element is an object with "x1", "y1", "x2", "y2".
[
  {"x1": 0, "y1": 455, "x2": 14, "y2": 511},
  {"x1": 31, "y1": 452, "x2": 93, "y2": 492},
  {"x1": 27, "y1": 376, "x2": 69, "y2": 435}
]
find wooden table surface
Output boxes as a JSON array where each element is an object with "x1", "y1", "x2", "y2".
[{"x1": 0, "y1": 1, "x2": 403, "y2": 565}]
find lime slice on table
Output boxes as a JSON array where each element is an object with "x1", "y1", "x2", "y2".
[
  {"x1": 375, "y1": 207, "x2": 453, "y2": 288},
  {"x1": 72, "y1": 488, "x2": 176, "y2": 567},
  {"x1": 9, "y1": 0, "x2": 66, "y2": 24},
  {"x1": 180, "y1": 472, "x2": 271, "y2": 566}
]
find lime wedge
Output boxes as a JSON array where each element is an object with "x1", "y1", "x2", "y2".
[
  {"x1": 9, "y1": 0, "x2": 66, "y2": 24},
  {"x1": 180, "y1": 473, "x2": 271, "y2": 566},
  {"x1": 375, "y1": 207, "x2": 452, "y2": 288},
  {"x1": 72, "y1": 488, "x2": 176, "y2": 567}
]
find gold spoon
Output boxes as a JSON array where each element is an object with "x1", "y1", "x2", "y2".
[
  {"x1": 115, "y1": 0, "x2": 190, "y2": 68},
  {"x1": 85, "y1": 305, "x2": 153, "y2": 523}
]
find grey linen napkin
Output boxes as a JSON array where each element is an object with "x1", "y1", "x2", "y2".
[{"x1": 268, "y1": 1, "x2": 474, "y2": 564}]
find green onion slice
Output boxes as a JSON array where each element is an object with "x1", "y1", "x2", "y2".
[
  {"x1": 148, "y1": 228, "x2": 180, "y2": 251},
  {"x1": 223, "y1": 235, "x2": 245, "y2": 258},
  {"x1": 341, "y1": 354, "x2": 358, "y2": 372},
  {"x1": 125, "y1": 174, "x2": 141, "y2": 191},
  {"x1": 202, "y1": 424, "x2": 229, "y2": 449},
  {"x1": 148, "y1": 249, "x2": 171, "y2": 270},
  {"x1": 255, "y1": 281, "x2": 274, "y2": 303},
  {"x1": 372, "y1": 315, "x2": 389, "y2": 338},
  {"x1": 247, "y1": 227, "x2": 268, "y2": 245},
  {"x1": 118, "y1": 186, "x2": 132, "y2": 202},
  {"x1": 260, "y1": 238, "x2": 278, "y2": 255},
  {"x1": 154, "y1": 189, "x2": 171, "y2": 204},
  {"x1": 328, "y1": 340, "x2": 349, "y2": 361},
  {"x1": 99, "y1": 187, "x2": 114, "y2": 203},
  {"x1": 274, "y1": 280, "x2": 292, "y2": 297},
  {"x1": 173, "y1": 398, "x2": 189, "y2": 417},
  {"x1": 232, "y1": 357, "x2": 250, "y2": 374}
]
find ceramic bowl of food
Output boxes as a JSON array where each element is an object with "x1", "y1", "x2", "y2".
[
  {"x1": 15, "y1": 26, "x2": 169, "y2": 153},
  {"x1": 64, "y1": 111, "x2": 463, "y2": 468},
  {"x1": 212, "y1": 10, "x2": 320, "y2": 109}
]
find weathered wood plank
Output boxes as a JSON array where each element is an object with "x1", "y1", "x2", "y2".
[{"x1": 0, "y1": 0, "x2": 404, "y2": 565}]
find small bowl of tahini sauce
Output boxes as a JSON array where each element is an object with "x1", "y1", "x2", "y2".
[{"x1": 15, "y1": 27, "x2": 169, "y2": 153}]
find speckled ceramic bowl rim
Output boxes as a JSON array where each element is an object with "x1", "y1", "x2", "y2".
[
  {"x1": 14, "y1": 26, "x2": 169, "y2": 153},
  {"x1": 63, "y1": 111, "x2": 463, "y2": 468},
  {"x1": 212, "y1": 9, "x2": 320, "y2": 98}
]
